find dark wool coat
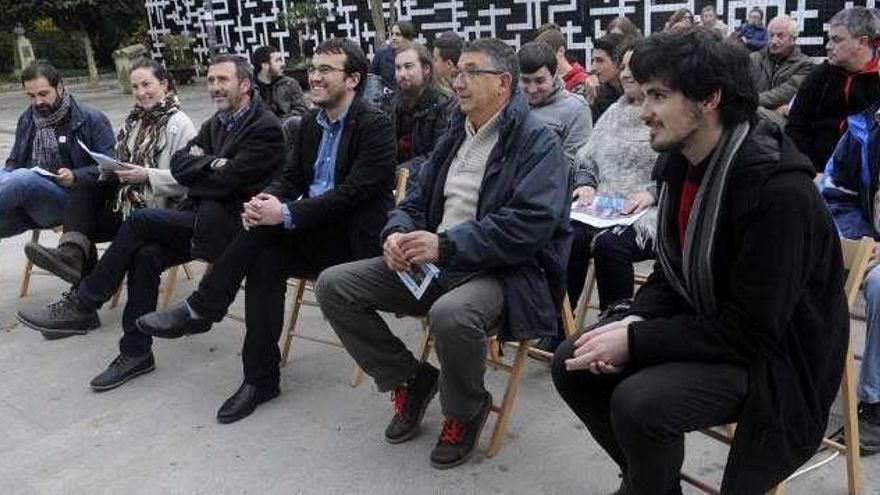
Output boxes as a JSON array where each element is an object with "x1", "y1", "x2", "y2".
[{"x1": 627, "y1": 118, "x2": 849, "y2": 493}]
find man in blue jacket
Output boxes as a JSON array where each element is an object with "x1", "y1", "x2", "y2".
[
  {"x1": 820, "y1": 102, "x2": 880, "y2": 456},
  {"x1": 314, "y1": 38, "x2": 572, "y2": 469},
  {"x1": 1, "y1": 62, "x2": 115, "y2": 239}
]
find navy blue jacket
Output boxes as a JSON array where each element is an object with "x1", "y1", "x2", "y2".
[
  {"x1": 5, "y1": 94, "x2": 115, "y2": 183},
  {"x1": 383, "y1": 92, "x2": 573, "y2": 341},
  {"x1": 369, "y1": 44, "x2": 396, "y2": 91},
  {"x1": 820, "y1": 102, "x2": 880, "y2": 240}
]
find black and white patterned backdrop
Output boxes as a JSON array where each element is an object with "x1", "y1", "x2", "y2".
[{"x1": 145, "y1": 0, "x2": 880, "y2": 67}]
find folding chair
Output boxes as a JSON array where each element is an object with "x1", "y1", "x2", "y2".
[
  {"x1": 680, "y1": 236, "x2": 874, "y2": 495},
  {"x1": 575, "y1": 260, "x2": 652, "y2": 332},
  {"x1": 19, "y1": 229, "x2": 60, "y2": 297},
  {"x1": 277, "y1": 167, "x2": 412, "y2": 387},
  {"x1": 416, "y1": 295, "x2": 578, "y2": 457}
]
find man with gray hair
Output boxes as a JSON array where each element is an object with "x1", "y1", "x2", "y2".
[
  {"x1": 750, "y1": 15, "x2": 814, "y2": 121},
  {"x1": 787, "y1": 6, "x2": 880, "y2": 173},
  {"x1": 315, "y1": 38, "x2": 571, "y2": 469}
]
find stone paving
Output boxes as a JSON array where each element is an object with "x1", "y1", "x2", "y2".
[{"x1": 0, "y1": 80, "x2": 877, "y2": 494}]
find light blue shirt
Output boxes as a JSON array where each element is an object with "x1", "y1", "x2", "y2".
[{"x1": 282, "y1": 106, "x2": 349, "y2": 229}]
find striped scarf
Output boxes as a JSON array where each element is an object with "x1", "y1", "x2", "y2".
[
  {"x1": 113, "y1": 92, "x2": 180, "y2": 217},
  {"x1": 30, "y1": 91, "x2": 72, "y2": 171}
]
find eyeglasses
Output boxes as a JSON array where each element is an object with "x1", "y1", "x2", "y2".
[
  {"x1": 451, "y1": 68, "x2": 506, "y2": 81},
  {"x1": 307, "y1": 65, "x2": 347, "y2": 76}
]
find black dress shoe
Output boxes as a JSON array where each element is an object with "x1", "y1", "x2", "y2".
[
  {"x1": 217, "y1": 382, "x2": 280, "y2": 424},
  {"x1": 136, "y1": 302, "x2": 211, "y2": 338},
  {"x1": 90, "y1": 353, "x2": 156, "y2": 391},
  {"x1": 17, "y1": 292, "x2": 100, "y2": 335}
]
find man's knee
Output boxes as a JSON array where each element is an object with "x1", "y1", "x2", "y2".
[
  {"x1": 0, "y1": 168, "x2": 38, "y2": 193},
  {"x1": 315, "y1": 259, "x2": 370, "y2": 308},
  {"x1": 610, "y1": 377, "x2": 672, "y2": 445},
  {"x1": 865, "y1": 264, "x2": 880, "y2": 305},
  {"x1": 427, "y1": 296, "x2": 490, "y2": 344}
]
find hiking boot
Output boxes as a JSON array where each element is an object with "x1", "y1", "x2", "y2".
[
  {"x1": 384, "y1": 362, "x2": 439, "y2": 444},
  {"x1": 859, "y1": 401, "x2": 880, "y2": 456},
  {"x1": 17, "y1": 291, "x2": 100, "y2": 335},
  {"x1": 90, "y1": 353, "x2": 156, "y2": 391},
  {"x1": 24, "y1": 231, "x2": 91, "y2": 285},
  {"x1": 429, "y1": 391, "x2": 492, "y2": 469}
]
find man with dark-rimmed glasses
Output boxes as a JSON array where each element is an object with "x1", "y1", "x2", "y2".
[
  {"x1": 134, "y1": 38, "x2": 396, "y2": 424},
  {"x1": 313, "y1": 38, "x2": 571, "y2": 469}
]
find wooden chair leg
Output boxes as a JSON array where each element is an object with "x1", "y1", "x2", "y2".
[
  {"x1": 574, "y1": 261, "x2": 596, "y2": 332},
  {"x1": 109, "y1": 281, "x2": 124, "y2": 309},
  {"x1": 417, "y1": 317, "x2": 432, "y2": 362},
  {"x1": 279, "y1": 279, "x2": 308, "y2": 366},
  {"x1": 182, "y1": 262, "x2": 193, "y2": 280},
  {"x1": 19, "y1": 230, "x2": 41, "y2": 297},
  {"x1": 486, "y1": 340, "x2": 530, "y2": 457},
  {"x1": 160, "y1": 265, "x2": 180, "y2": 310},
  {"x1": 841, "y1": 342, "x2": 862, "y2": 495},
  {"x1": 349, "y1": 365, "x2": 365, "y2": 388}
]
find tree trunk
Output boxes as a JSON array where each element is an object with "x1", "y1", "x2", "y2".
[
  {"x1": 369, "y1": 0, "x2": 386, "y2": 51},
  {"x1": 78, "y1": 19, "x2": 99, "y2": 87},
  {"x1": 389, "y1": 0, "x2": 398, "y2": 24}
]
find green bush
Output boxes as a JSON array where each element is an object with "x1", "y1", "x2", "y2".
[
  {"x1": 29, "y1": 30, "x2": 87, "y2": 71},
  {"x1": 0, "y1": 32, "x2": 13, "y2": 73}
]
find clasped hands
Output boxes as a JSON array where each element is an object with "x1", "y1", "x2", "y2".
[
  {"x1": 241, "y1": 192, "x2": 285, "y2": 230},
  {"x1": 383, "y1": 231, "x2": 439, "y2": 272},
  {"x1": 564, "y1": 315, "x2": 644, "y2": 375}
]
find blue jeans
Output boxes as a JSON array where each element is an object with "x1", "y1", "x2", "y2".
[
  {"x1": 861, "y1": 264, "x2": 880, "y2": 403},
  {"x1": 0, "y1": 168, "x2": 67, "y2": 238}
]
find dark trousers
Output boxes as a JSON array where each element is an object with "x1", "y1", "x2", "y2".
[
  {"x1": 63, "y1": 176, "x2": 122, "y2": 243},
  {"x1": 315, "y1": 256, "x2": 504, "y2": 421},
  {"x1": 567, "y1": 223, "x2": 654, "y2": 311},
  {"x1": 551, "y1": 332, "x2": 748, "y2": 495},
  {"x1": 187, "y1": 226, "x2": 352, "y2": 389},
  {"x1": 76, "y1": 208, "x2": 195, "y2": 356}
]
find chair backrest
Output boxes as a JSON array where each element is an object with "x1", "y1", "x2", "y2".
[
  {"x1": 840, "y1": 237, "x2": 875, "y2": 309},
  {"x1": 394, "y1": 167, "x2": 410, "y2": 206}
]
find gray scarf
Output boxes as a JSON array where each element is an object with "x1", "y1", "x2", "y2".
[
  {"x1": 30, "y1": 91, "x2": 72, "y2": 171},
  {"x1": 655, "y1": 121, "x2": 750, "y2": 315}
]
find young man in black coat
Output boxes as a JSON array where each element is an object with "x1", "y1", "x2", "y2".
[
  {"x1": 134, "y1": 38, "x2": 397, "y2": 424},
  {"x1": 552, "y1": 30, "x2": 849, "y2": 494},
  {"x1": 17, "y1": 55, "x2": 284, "y2": 390},
  {"x1": 314, "y1": 39, "x2": 571, "y2": 469}
]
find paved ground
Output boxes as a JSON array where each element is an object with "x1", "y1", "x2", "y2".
[{"x1": 0, "y1": 81, "x2": 878, "y2": 494}]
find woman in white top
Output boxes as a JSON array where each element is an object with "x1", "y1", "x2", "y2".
[{"x1": 25, "y1": 58, "x2": 196, "y2": 284}]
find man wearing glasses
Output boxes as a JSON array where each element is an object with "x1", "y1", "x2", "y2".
[
  {"x1": 134, "y1": 38, "x2": 396, "y2": 424},
  {"x1": 314, "y1": 38, "x2": 571, "y2": 469}
]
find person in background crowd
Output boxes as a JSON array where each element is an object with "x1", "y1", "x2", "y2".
[
  {"x1": 590, "y1": 34, "x2": 625, "y2": 122},
  {"x1": 553, "y1": 28, "x2": 849, "y2": 494},
  {"x1": 736, "y1": 7, "x2": 767, "y2": 51},
  {"x1": 2, "y1": 62, "x2": 114, "y2": 242},
  {"x1": 431, "y1": 31, "x2": 463, "y2": 95},
  {"x1": 517, "y1": 41, "x2": 592, "y2": 170},
  {"x1": 819, "y1": 91, "x2": 880, "y2": 456},
  {"x1": 665, "y1": 8, "x2": 694, "y2": 32},
  {"x1": 251, "y1": 45, "x2": 308, "y2": 120},
  {"x1": 314, "y1": 38, "x2": 570, "y2": 470},
  {"x1": 370, "y1": 20, "x2": 417, "y2": 91},
  {"x1": 700, "y1": 5, "x2": 729, "y2": 38},
  {"x1": 749, "y1": 15, "x2": 813, "y2": 122},
  {"x1": 23, "y1": 59, "x2": 196, "y2": 287},
  {"x1": 536, "y1": 24, "x2": 590, "y2": 101},
  {"x1": 606, "y1": 16, "x2": 642, "y2": 42},
  {"x1": 787, "y1": 6, "x2": 880, "y2": 174},
  {"x1": 382, "y1": 40, "x2": 453, "y2": 177},
  {"x1": 17, "y1": 55, "x2": 284, "y2": 395}
]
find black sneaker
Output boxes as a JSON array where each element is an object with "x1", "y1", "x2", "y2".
[
  {"x1": 429, "y1": 391, "x2": 492, "y2": 469},
  {"x1": 17, "y1": 292, "x2": 100, "y2": 335},
  {"x1": 90, "y1": 353, "x2": 156, "y2": 392},
  {"x1": 385, "y1": 362, "x2": 439, "y2": 444},
  {"x1": 859, "y1": 402, "x2": 880, "y2": 456}
]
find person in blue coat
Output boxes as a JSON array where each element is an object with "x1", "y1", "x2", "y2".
[
  {"x1": 735, "y1": 7, "x2": 767, "y2": 51},
  {"x1": 1, "y1": 62, "x2": 115, "y2": 239}
]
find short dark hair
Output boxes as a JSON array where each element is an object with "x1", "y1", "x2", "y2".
[
  {"x1": 518, "y1": 41, "x2": 557, "y2": 76},
  {"x1": 250, "y1": 45, "x2": 278, "y2": 72},
  {"x1": 393, "y1": 20, "x2": 417, "y2": 40},
  {"x1": 630, "y1": 29, "x2": 757, "y2": 127},
  {"x1": 462, "y1": 38, "x2": 519, "y2": 93},
  {"x1": 210, "y1": 54, "x2": 254, "y2": 85},
  {"x1": 535, "y1": 27, "x2": 566, "y2": 53},
  {"x1": 433, "y1": 31, "x2": 463, "y2": 65},
  {"x1": 314, "y1": 37, "x2": 369, "y2": 93},
  {"x1": 701, "y1": 5, "x2": 717, "y2": 15},
  {"x1": 130, "y1": 58, "x2": 175, "y2": 92},
  {"x1": 21, "y1": 62, "x2": 62, "y2": 88},
  {"x1": 593, "y1": 33, "x2": 626, "y2": 65}
]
